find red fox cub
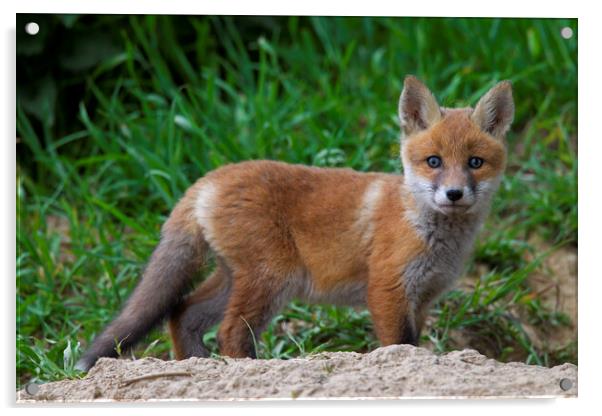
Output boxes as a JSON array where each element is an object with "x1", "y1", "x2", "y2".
[{"x1": 76, "y1": 76, "x2": 513, "y2": 371}]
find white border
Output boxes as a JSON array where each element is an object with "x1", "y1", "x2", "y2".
[
  {"x1": 4, "y1": 0, "x2": 600, "y2": 414},
  {"x1": 12, "y1": 0, "x2": 580, "y2": 18}
]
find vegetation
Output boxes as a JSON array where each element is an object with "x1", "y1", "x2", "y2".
[{"x1": 16, "y1": 15, "x2": 577, "y2": 388}]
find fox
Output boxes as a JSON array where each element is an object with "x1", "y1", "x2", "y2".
[{"x1": 75, "y1": 76, "x2": 514, "y2": 371}]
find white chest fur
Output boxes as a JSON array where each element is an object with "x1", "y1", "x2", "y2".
[{"x1": 403, "y1": 209, "x2": 487, "y2": 311}]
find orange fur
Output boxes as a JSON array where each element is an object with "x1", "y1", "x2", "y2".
[{"x1": 367, "y1": 179, "x2": 426, "y2": 344}]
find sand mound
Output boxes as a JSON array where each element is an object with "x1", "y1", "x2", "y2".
[{"x1": 17, "y1": 345, "x2": 577, "y2": 402}]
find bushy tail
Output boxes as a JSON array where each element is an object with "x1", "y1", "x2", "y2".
[{"x1": 76, "y1": 210, "x2": 207, "y2": 372}]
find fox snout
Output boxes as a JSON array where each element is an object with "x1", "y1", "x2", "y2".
[
  {"x1": 427, "y1": 165, "x2": 476, "y2": 211},
  {"x1": 445, "y1": 189, "x2": 463, "y2": 202},
  {"x1": 433, "y1": 183, "x2": 476, "y2": 211}
]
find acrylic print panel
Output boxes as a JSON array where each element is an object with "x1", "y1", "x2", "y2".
[{"x1": 16, "y1": 14, "x2": 577, "y2": 401}]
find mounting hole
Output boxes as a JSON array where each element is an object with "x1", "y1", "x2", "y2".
[
  {"x1": 25, "y1": 382, "x2": 39, "y2": 395},
  {"x1": 25, "y1": 22, "x2": 39, "y2": 36},
  {"x1": 560, "y1": 27, "x2": 573, "y2": 39},
  {"x1": 559, "y1": 378, "x2": 573, "y2": 391}
]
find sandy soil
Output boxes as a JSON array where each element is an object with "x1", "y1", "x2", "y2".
[{"x1": 17, "y1": 345, "x2": 577, "y2": 402}]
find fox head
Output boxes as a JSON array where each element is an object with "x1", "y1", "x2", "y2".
[{"x1": 399, "y1": 76, "x2": 513, "y2": 216}]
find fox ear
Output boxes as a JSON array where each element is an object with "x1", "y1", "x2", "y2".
[
  {"x1": 399, "y1": 76, "x2": 441, "y2": 137},
  {"x1": 471, "y1": 81, "x2": 514, "y2": 138}
]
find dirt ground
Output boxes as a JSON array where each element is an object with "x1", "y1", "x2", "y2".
[
  {"x1": 17, "y1": 344, "x2": 576, "y2": 402},
  {"x1": 525, "y1": 242, "x2": 578, "y2": 350},
  {"x1": 445, "y1": 240, "x2": 577, "y2": 363}
]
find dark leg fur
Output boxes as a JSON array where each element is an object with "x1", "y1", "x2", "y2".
[
  {"x1": 400, "y1": 315, "x2": 419, "y2": 346},
  {"x1": 76, "y1": 224, "x2": 207, "y2": 371},
  {"x1": 168, "y1": 264, "x2": 232, "y2": 359}
]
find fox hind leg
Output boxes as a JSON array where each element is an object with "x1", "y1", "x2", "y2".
[
  {"x1": 217, "y1": 269, "x2": 290, "y2": 358},
  {"x1": 168, "y1": 262, "x2": 232, "y2": 360}
]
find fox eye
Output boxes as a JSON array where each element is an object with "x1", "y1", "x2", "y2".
[
  {"x1": 468, "y1": 157, "x2": 484, "y2": 169},
  {"x1": 426, "y1": 156, "x2": 442, "y2": 169}
]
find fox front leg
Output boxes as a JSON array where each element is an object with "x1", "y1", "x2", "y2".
[{"x1": 366, "y1": 273, "x2": 418, "y2": 347}]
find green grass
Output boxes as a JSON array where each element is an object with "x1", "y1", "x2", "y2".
[{"x1": 16, "y1": 15, "x2": 577, "y2": 388}]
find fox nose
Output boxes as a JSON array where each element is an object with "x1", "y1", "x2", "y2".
[{"x1": 446, "y1": 189, "x2": 463, "y2": 202}]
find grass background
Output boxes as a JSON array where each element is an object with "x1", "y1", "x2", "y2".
[{"x1": 16, "y1": 15, "x2": 577, "y2": 388}]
